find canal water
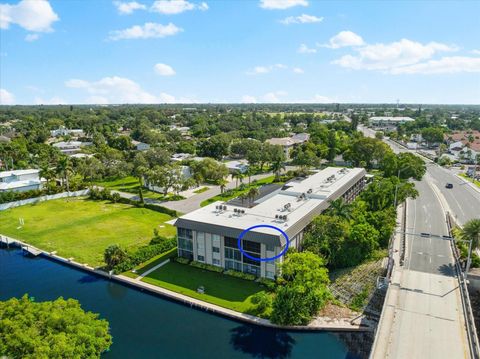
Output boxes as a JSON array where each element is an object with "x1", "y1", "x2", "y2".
[{"x1": 0, "y1": 248, "x2": 371, "y2": 358}]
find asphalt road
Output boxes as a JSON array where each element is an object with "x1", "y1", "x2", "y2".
[
  {"x1": 426, "y1": 165, "x2": 480, "y2": 226},
  {"x1": 405, "y1": 178, "x2": 454, "y2": 275}
]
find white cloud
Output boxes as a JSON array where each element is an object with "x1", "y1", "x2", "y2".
[
  {"x1": 108, "y1": 22, "x2": 182, "y2": 40},
  {"x1": 320, "y1": 30, "x2": 364, "y2": 49},
  {"x1": 260, "y1": 0, "x2": 308, "y2": 10},
  {"x1": 390, "y1": 56, "x2": 480, "y2": 75},
  {"x1": 298, "y1": 43, "x2": 316, "y2": 54},
  {"x1": 150, "y1": 0, "x2": 208, "y2": 14},
  {"x1": 25, "y1": 33, "x2": 39, "y2": 41},
  {"x1": 34, "y1": 96, "x2": 66, "y2": 105},
  {"x1": 293, "y1": 67, "x2": 304, "y2": 74},
  {"x1": 113, "y1": 1, "x2": 146, "y2": 14},
  {"x1": 241, "y1": 95, "x2": 257, "y2": 103},
  {"x1": 246, "y1": 63, "x2": 287, "y2": 75},
  {"x1": 472, "y1": 49, "x2": 480, "y2": 55},
  {"x1": 154, "y1": 63, "x2": 176, "y2": 76},
  {"x1": 332, "y1": 38, "x2": 457, "y2": 71},
  {"x1": 0, "y1": 89, "x2": 15, "y2": 105},
  {"x1": 65, "y1": 76, "x2": 181, "y2": 104},
  {"x1": 263, "y1": 91, "x2": 287, "y2": 103},
  {"x1": 159, "y1": 92, "x2": 176, "y2": 103},
  {"x1": 0, "y1": 0, "x2": 59, "y2": 32},
  {"x1": 296, "y1": 94, "x2": 333, "y2": 103},
  {"x1": 280, "y1": 14, "x2": 322, "y2": 25}
]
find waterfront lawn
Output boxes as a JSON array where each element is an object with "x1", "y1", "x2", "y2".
[
  {"x1": 200, "y1": 175, "x2": 277, "y2": 207},
  {"x1": 142, "y1": 262, "x2": 265, "y2": 313},
  {"x1": 0, "y1": 197, "x2": 176, "y2": 267}
]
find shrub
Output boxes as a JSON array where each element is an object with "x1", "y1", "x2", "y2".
[
  {"x1": 257, "y1": 278, "x2": 276, "y2": 292},
  {"x1": 224, "y1": 270, "x2": 256, "y2": 281},
  {"x1": 174, "y1": 257, "x2": 191, "y2": 264},
  {"x1": 189, "y1": 261, "x2": 223, "y2": 273}
]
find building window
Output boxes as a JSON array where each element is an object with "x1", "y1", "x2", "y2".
[
  {"x1": 224, "y1": 236, "x2": 237, "y2": 248},
  {"x1": 212, "y1": 258, "x2": 220, "y2": 266},
  {"x1": 243, "y1": 263, "x2": 260, "y2": 277},
  {"x1": 266, "y1": 271, "x2": 275, "y2": 279},
  {"x1": 213, "y1": 247, "x2": 220, "y2": 253},
  {"x1": 242, "y1": 240, "x2": 260, "y2": 253},
  {"x1": 266, "y1": 243, "x2": 275, "y2": 252},
  {"x1": 197, "y1": 255, "x2": 205, "y2": 262},
  {"x1": 225, "y1": 247, "x2": 241, "y2": 261}
]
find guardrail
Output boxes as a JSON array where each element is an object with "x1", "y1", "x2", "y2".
[{"x1": 446, "y1": 211, "x2": 480, "y2": 359}]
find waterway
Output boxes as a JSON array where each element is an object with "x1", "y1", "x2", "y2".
[{"x1": 0, "y1": 248, "x2": 371, "y2": 358}]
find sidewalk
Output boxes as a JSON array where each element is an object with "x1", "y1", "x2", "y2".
[{"x1": 369, "y1": 203, "x2": 405, "y2": 358}]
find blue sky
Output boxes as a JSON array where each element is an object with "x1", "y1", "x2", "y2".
[{"x1": 1, "y1": 0, "x2": 479, "y2": 105}]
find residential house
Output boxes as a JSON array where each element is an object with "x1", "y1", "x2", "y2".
[
  {"x1": 266, "y1": 133, "x2": 310, "y2": 160},
  {"x1": 0, "y1": 169, "x2": 45, "y2": 192},
  {"x1": 52, "y1": 141, "x2": 92, "y2": 155},
  {"x1": 132, "y1": 140, "x2": 150, "y2": 151}
]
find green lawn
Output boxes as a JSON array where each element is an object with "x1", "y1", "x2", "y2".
[
  {"x1": 200, "y1": 175, "x2": 278, "y2": 207},
  {"x1": 142, "y1": 262, "x2": 266, "y2": 313},
  {"x1": 460, "y1": 173, "x2": 480, "y2": 188},
  {"x1": 96, "y1": 176, "x2": 184, "y2": 201},
  {"x1": 0, "y1": 197, "x2": 176, "y2": 267}
]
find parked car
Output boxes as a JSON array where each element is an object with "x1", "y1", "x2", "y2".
[{"x1": 445, "y1": 183, "x2": 454, "y2": 189}]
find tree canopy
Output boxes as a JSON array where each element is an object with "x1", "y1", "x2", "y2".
[{"x1": 0, "y1": 295, "x2": 112, "y2": 359}]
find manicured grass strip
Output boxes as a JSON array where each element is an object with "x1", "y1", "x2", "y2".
[
  {"x1": 0, "y1": 198, "x2": 176, "y2": 267},
  {"x1": 134, "y1": 247, "x2": 178, "y2": 275},
  {"x1": 460, "y1": 173, "x2": 480, "y2": 188},
  {"x1": 142, "y1": 262, "x2": 264, "y2": 313},
  {"x1": 193, "y1": 187, "x2": 210, "y2": 194},
  {"x1": 200, "y1": 176, "x2": 277, "y2": 207}
]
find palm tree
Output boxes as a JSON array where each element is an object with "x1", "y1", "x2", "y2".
[
  {"x1": 232, "y1": 171, "x2": 241, "y2": 189},
  {"x1": 270, "y1": 160, "x2": 286, "y2": 181},
  {"x1": 104, "y1": 244, "x2": 127, "y2": 269},
  {"x1": 246, "y1": 166, "x2": 254, "y2": 186},
  {"x1": 247, "y1": 187, "x2": 260, "y2": 207},
  {"x1": 328, "y1": 198, "x2": 353, "y2": 219},
  {"x1": 56, "y1": 157, "x2": 72, "y2": 192},
  {"x1": 460, "y1": 219, "x2": 480, "y2": 249},
  {"x1": 218, "y1": 178, "x2": 228, "y2": 194},
  {"x1": 239, "y1": 193, "x2": 248, "y2": 206},
  {"x1": 39, "y1": 163, "x2": 55, "y2": 194}
]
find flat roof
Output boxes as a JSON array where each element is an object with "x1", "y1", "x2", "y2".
[
  {"x1": 175, "y1": 167, "x2": 366, "y2": 244},
  {"x1": 369, "y1": 116, "x2": 415, "y2": 122},
  {"x1": 0, "y1": 169, "x2": 40, "y2": 179},
  {"x1": 0, "y1": 179, "x2": 42, "y2": 190}
]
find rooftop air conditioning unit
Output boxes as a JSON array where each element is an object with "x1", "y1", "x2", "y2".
[
  {"x1": 307, "y1": 189, "x2": 313, "y2": 194},
  {"x1": 223, "y1": 205, "x2": 227, "y2": 211},
  {"x1": 275, "y1": 214, "x2": 280, "y2": 219},
  {"x1": 241, "y1": 209, "x2": 245, "y2": 214},
  {"x1": 234, "y1": 208, "x2": 238, "y2": 213}
]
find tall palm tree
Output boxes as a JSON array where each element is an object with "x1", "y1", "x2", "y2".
[
  {"x1": 239, "y1": 193, "x2": 248, "y2": 206},
  {"x1": 460, "y1": 219, "x2": 480, "y2": 249},
  {"x1": 56, "y1": 157, "x2": 72, "y2": 192},
  {"x1": 270, "y1": 160, "x2": 286, "y2": 181},
  {"x1": 218, "y1": 178, "x2": 228, "y2": 194},
  {"x1": 39, "y1": 163, "x2": 55, "y2": 194},
  {"x1": 247, "y1": 187, "x2": 260, "y2": 207}
]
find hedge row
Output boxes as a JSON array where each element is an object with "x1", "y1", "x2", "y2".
[
  {"x1": 189, "y1": 260, "x2": 223, "y2": 273},
  {"x1": 224, "y1": 270, "x2": 256, "y2": 281},
  {"x1": 113, "y1": 238, "x2": 176, "y2": 273},
  {"x1": 0, "y1": 185, "x2": 79, "y2": 204}
]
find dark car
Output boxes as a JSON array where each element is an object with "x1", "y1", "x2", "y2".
[{"x1": 445, "y1": 183, "x2": 453, "y2": 189}]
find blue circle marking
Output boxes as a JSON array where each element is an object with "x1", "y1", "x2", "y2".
[{"x1": 237, "y1": 224, "x2": 290, "y2": 262}]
